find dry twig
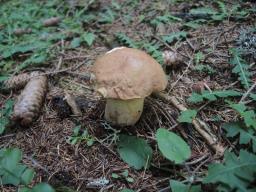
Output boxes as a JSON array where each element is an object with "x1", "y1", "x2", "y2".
[{"x1": 153, "y1": 92, "x2": 225, "y2": 156}]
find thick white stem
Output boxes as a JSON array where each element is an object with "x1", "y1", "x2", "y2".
[{"x1": 104, "y1": 98, "x2": 144, "y2": 126}]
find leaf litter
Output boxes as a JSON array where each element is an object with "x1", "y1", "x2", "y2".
[{"x1": 0, "y1": 0, "x2": 256, "y2": 191}]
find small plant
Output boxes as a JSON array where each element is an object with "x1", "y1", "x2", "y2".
[
  {"x1": 194, "y1": 64, "x2": 217, "y2": 74},
  {"x1": 67, "y1": 125, "x2": 94, "y2": 146},
  {"x1": 111, "y1": 169, "x2": 134, "y2": 183},
  {"x1": 162, "y1": 31, "x2": 187, "y2": 44},
  {"x1": 228, "y1": 102, "x2": 256, "y2": 129},
  {"x1": 188, "y1": 90, "x2": 242, "y2": 103},
  {"x1": 194, "y1": 51, "x2": 205, "y2": 65},
  {"x1": 115, "y1": 32, "x2": 138, "y2": 48},
  {"x1": 229, "y1": 48, "x2": 252, "y2": 89},
  {"x1": 150, "y1": 14, "x2": 181, "y2": 27},
  {"x1": 99, "y1": 8, "x2": 116, "y2": 24},
  {"x1": 203, "y1": 150, "x2": 256, "y2": 192},
  {"x1": 223, "y1": 122, "x2": 256, "y2": 152},
  {"x1": 0, "y1": 99, "x2": 14, "y2": 134},
  {"x1": 0, "y1": 148, "x2": 54, "y2": 191}
]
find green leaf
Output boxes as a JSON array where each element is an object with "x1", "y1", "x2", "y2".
[
  {"x1": 178, "y1": 110, "x2": 197, "y2": 123},
  {"x1": 150, "y1": 14, "x2": 181, "y2": 26},
  {"x1": 229, "y1": 103, "x2": 256, "y2": 129},
  {"x1": 250, "y1": 93, "x2": 256, "y2": 101},
  {"x1": 73, "y1": 125, "x2": 81, "y2": 136},
  {"x1": 0, "y1": 99, "x2": 14, "y2": 134},
  {"x1": 230, "y1": 48, "x2": 252, "y2": 89},
  {"x1": 115, "y1": 33, "x2": 138, "y2": 48},
  {"x1": 162, "y1": 31, "x2": 187, "y2": 44},
  {"x1": 170, "y1": 180, "x2": 202, "y2": 192},
  {"x1": 143, "y1": 42, "x2": 164, "y2": 64},
  {"x1": 203, "y1": 150, "x2": 256, "y2": 192},
  {"x1": 188, "y1": 90, "x2": 242, "y2": 103},
  {"x1": 194, "y1": 52, "x2": 205, "y2": 64},
  {"x1": 32, "y1": 183, "x2": 55, "y2": 192},
  {"x1": 21, "y1": 168, "x2": 35, "y2": 185},
  {"x1": 117, "y1": 134, "x2": 152, "y2": 170},
  {"x1": 190, "y1": 7, "x2": 218, "y2": 15},
  {"x1": 0, "y1": 148, "x2": 22, "y2": 171},
  {"x1": 2, "y1": 165, "x2": 26, "y2": 185},
  {"x1": 99, "y1": 8, "x2": 116, "y2": 23},
  {"x1": 126, "y1": 177, "x2": 134, "y2": 183},
  {"x1": 121, "y1": 169, "x2": 129, "y2": 177},
  {"x1": 156, "y1": 128, "x2": 191, "y2": 164},
  {"x1": 19, "y1": 187, "x2": 32, "y2": 192},
  {"x1": 70, "y1": 38, "x2": 81, "y2": 48},
  {"x1": 0, "y1": 76, "x2": 9, "y2": 82},
  {"x1": 183, "y1": 21, "x2": 201, "y2": 29},
  {"x1": 223, "y1": 122, "x2": 256, "y2": 152},
  {"x1": 86, "y1": 138, "x2": 94, "y2": 146},
  {"x1": 194, "y1": 64, "x2": 216, "y2": 74},
  {"x1": 0, "y1": 117, "x2": 9, "y2": 134},
  {"x1": 111, "y1": 173, "x2": 119, "y2": 179},
  {"x1": 82, "y1": 32, "x2": 95, "y2": 46}
]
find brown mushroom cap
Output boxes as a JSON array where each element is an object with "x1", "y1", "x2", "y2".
[{"x1": 91, "y1": 47, "x2": 167, "y2": 100}]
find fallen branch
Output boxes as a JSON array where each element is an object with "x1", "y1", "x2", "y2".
[{"x1": 153, "y1": 92, "x2": 225, "y2": 156}]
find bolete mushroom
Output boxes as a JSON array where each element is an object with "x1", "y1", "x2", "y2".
[{"x1": 91, "y1": 47, "x2": 167, "y2": 126}]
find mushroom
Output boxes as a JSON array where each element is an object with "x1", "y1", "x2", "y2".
[{"x1": 91, "y1": 47, "x2": 167, "y2": 126}]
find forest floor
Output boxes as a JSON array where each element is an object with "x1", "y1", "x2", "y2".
[{"x1": 0, "y1": 0, "x2": 256, "y2": 192}]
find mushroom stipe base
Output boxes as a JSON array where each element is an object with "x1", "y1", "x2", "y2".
[{"x1": 104, "y1": 98, "x2": 144, "y2": 126}]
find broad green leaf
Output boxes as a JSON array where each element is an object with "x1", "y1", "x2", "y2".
[
  {"x1": 32, "y1": 183, "x2": 55, "y2": 192},
  {"x1": 156, "y1": 128, "x2": 191, "y2": 164},
  {"x1": 117, "y1": 134, "x2": 152, "y2": 170},
  {"x1": 203, "y1": 150, "x2": 256, "y2": 192},
  {"x1": 170, "y1": 180, "x2": 202, "y2": 192},
  {"x1": 0, "y1": 148, "x2": 22, "y2": 171},
  {"x1": 223, "y1": 122, "x2": 256, "y2": 152},
  {"x1": 178, "y1": 110, "x2": 197, "y2": 123},
  {"x1": 21, "y1": 168, "x2": 35, "y2": 185},
  {"x1": 83, "y1": 32, "x2": 95, "y2": 46},
  {"x1": 1, "y1": 165, "x2": 26, "y2": 186}
]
